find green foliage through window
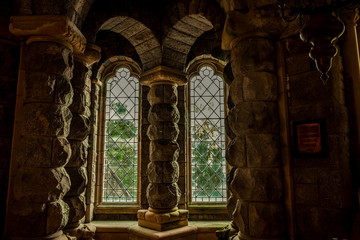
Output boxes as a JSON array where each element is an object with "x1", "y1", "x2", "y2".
[
  {"x1": 190, "y1": 65, "x2": 226, "y2": 202},
  {"x1": 103, "y1": 67, "x2": 139, "y2": 203}
]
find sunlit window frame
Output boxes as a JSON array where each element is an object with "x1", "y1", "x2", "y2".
[
  {"x1": 95, "y1": 57, "x2": 142, "y2": 214},
  {"x1": 186, "y1": 56, "x2": 229, "y2": 213}
]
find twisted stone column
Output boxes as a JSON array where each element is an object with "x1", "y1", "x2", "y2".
[
  {"x1": 222, "y1": 9, "x2": 287, "y2": 240},
  {"x1": 5, "y1": 16, "x2": 86, "y2": 240},
  {"x1": 137, "y1": 66, "x2": 188, "y2": 231},
  {"x1": 63, "y1": 44, "x2": 100, "y2": 240}
]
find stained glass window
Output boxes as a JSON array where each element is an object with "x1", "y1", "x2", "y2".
[
  {"x1": 190, "y1": 65, "x2": 226, "y2": 202},
  {"x1": 103, "y1": 67, "x2": 139, "y2": 203}
]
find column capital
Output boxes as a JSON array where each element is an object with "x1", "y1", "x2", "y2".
[
  {"x1": 74, "y1": 44, "x2": 101, "y2": 67},
  {"x1": 140, "y1": 66, "x2": 187, "y2": 87},
  {"x1": 221, "y1": 9, "x2": 288, "y2": 50},
  {"x1": 9, "y1": 15, "x2": 86, "y2": 54}
]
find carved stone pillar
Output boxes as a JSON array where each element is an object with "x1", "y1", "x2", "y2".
[
  {"x1": 222, "y1": 9, "x2": 287, "y2": 240},
  {"x1": 5, "y1": 16, "x2": 86, "y2": 240},
  {"x1": 63, "y1": 44, "x2": 100, "y2": 240},
  {"x1": 137, "y1": 66, "x2": 188, "y2": 231}
]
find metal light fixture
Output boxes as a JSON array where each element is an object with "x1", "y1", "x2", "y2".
[{"x1": 278, "y1": 0, "x2": 360, "y2": 84}]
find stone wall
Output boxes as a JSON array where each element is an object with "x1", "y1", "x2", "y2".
[
  {"x1": 283, "y1": 36, "x2": 353, "y2": 240},
  {"x1": 0, "y1": 19, "x2": 19, "y2": 237}
]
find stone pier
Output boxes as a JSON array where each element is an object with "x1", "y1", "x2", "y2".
[
  {"x1": 137, "y1": 66, "x2": 188, "y2": 231},
  {"x1": 63, "y1": 44, "x2": 100, "y2": 240},
  {"x1": 5, "y1": 16, "x2": 86, "y2": 240},
  {"x1": 222, "y1": 9, "x2": 287, "y2": 240}
]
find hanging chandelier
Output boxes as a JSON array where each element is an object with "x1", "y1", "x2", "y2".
[{"x1": 278, "y1": 0, "x2": 360, "y2": 84}]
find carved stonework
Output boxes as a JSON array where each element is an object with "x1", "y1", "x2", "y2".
[
  {"x1": 74, "y1": 44, "x2": 101, "y2": 67},
  {"x1": 9, "y1": 15, "x2": 86, "y2": 54},
  {"x1": 64, "y1": 44, "x2": 100, "y2": 239},
  {"x1": 138, "y1": 66, "x2": 188, "y2": 231},
  {"x1": 140, "y1": 65, "x2": 187, "y2": 87}
]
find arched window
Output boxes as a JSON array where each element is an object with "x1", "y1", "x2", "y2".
[
  {"x1": 188, "y1": 58, "x2": 227, "y2": 203},
  {"x1": 97, "y1": 58, "x2": 141, "y2": 204}
]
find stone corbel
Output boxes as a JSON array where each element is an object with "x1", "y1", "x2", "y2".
[
  {"x1": 140, "y1": 65, "x2": 187, "y2": 87},
  {"x1": 74, "y1": 44, "x2": 101, "y2": 67},
  {"x1": 9, "y1": 15, "x2": 87, "y2": 54}
]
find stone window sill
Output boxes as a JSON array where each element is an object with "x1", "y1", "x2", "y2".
[{"x1": 90, "y1": 220, "x2": 230, "y2": 240}]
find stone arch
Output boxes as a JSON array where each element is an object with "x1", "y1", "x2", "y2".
[
  {"x1": 83, "y1": 14, "x2": 161, "y2": 71},
  {"x1": 98, "y1": 17, "x2": 162, "y2": 71},
  {"x1": 162, "y1": 0, "x2": 225, "y2": 70}
]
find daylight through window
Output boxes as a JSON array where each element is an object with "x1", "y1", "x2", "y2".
[
  {"x1": 190, "y1": 65, "x2": 226, "y2": 202},
  {"x1": 103, "y1": 67, "x2": 139, "y2": 203}
]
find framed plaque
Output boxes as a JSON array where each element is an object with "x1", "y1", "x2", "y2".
[{"x1": 293, "y1": 119, "x2": 328, "y2": 157}]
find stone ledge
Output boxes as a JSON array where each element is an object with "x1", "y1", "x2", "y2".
[{"x1": 90, "y1": 220, "x2": 229, "y2": 240}]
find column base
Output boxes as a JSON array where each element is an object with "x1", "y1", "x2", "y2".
[
  {"x1": 129, "y1": 224, "x2": 197, "y2": 240},
  {"x1": 63, "y1": 224, "x2": 96, "y2": 240},
  {"x1": 137, "y1": 208, "x2": 189, "y2": 231}
]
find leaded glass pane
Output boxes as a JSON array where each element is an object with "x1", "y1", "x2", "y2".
[
  {"x1": 103, "y1": 67, "x2": 139, "y2": 203},
  {"x1": 190, "y1": 65, "x2": 226, "y2": 202}
]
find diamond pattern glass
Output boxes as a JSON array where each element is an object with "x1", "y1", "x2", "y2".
[
  {"x1": 103, "y1": 67, "x2": 139, "y2": 203},
  {"x1": 190, "y1": 65, "x2": 226, "y2": 202}
]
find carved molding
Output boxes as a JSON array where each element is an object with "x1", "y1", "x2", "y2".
[
  {"x1": 74, "y1": 44, "x2": 101, "y2": 67},
  {"x1": 9, "y1": 15, "x2": 86, "y2": 54},
  {"x1": 140, "y1": 65, "x2": 187, "y2": 87}
]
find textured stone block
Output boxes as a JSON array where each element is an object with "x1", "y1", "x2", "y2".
[
  {"x1": 72, "y1": 62, "x2": 89, "y2": 90},
  {"x1": 147, "y1": 161, "x2": 179, "y2": 183},
  {"x1": 231, "y1": 168, "x2": 282, "y2": 201},
  {"x1": 148, "y1": 85, "x2": 177, "y2": 105},
  {"x1": 24, "y1": 72, "x2": 57, "y2": 103},
  {"x1": 227, "y1": 102, "x2": 279, "y2": 135},
  {"x1": 68, "y1": 114, "x2": 90, "y2": 141},
  {"x1": 249, "y1": 202, "x2": 285, "y2": 237},
  {"x1": 246, "y1": 134, "x2": 280, "y2": 167},
  {"x1": 69, "y1": 88, "x2": 87, "y2": 114},
  {"x1": 226, "y1": 194, "x2": 237, "y2": 219},
  {"x1": 148, "y1": 103, "x2": 180, "y2": 123},
  {"x1": 64, "y1": 194, "x2": 85, "y2": 224},
  {"x1": 243, "y1": 72, "x2": 277, "y2": 101},
  {"x1": 231, "y1": 37, "x2": 275, "y2": 76},
  {"x1": 226, "y1": 136, "x2": 246, "y2": 167},
  {"x1": 52, "y1": 137, "x2": 72, "y2": 167},
  {"x1": 14, "y1": 167, "x2": 70, "y2": 203},
  {"x1": 232, "y1": 200, "x2": 249, "y2": 234},
  {"x1": 23, "y1": 103, "x2": 72, "y2": 137},
  {"x1": 67, "y1": 140, "x2": 88, "y2": 167},
  {"x1": 46, "y1": 200, "x2": 69, "y2": 235},
  {"x1": 65, "y1": 167, "x2": 88, "y2": 196},
  {"x1": 147, "y1": 183, "x2": 180, "y2": 209},
  {"x1": 7, "y1": 202, "x2": 47, "y2": 236},
  {"x1": 229, "y1": 79, "x2": 243, "y2": 105},
  {"x1": 17, "y1": 136, "x2": 52, "y2": 167},
  {"x1": 24, "y1": 42, "x2": 73, "y2": 79},
  {"x1": 147, "y1": 122, "x2": 179, "y2": 141},
  {"x1": 150, "y1": 140, "x2": 179, "y2": 162}
]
